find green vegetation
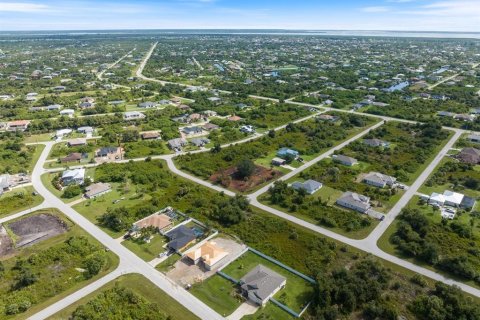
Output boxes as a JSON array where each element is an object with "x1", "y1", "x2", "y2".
[
  {"x1": 339, "y1": 122, "x2": 451, "y2": 184},
  {"x1": 382, "y1": 203, "x2": 480, "y2": 287},
  {"x1": 421, "y1": 158, "x2": 480, "y2": 198},
  {"x1": 261, "y1": 181, "x2": 376, "y2": 239},
  {"x1": 295, "y1": 158, "x2": 403, "y2": 212},
  {"x1": 0, "y1": 209, "x2": 118, "y2": 319},
  {"x1": 190, "y1": 275, "x2": 242, "y2": 316},
  {"x1": 176, "y1": 113, "x2": 375, "y2": 180},
  {"x1": 122, "y1": 235, "x2": 167, "y2": 262},
  {"x1": 0, "y1": 137, "x2": 43, "y2": 174},
  {"x1": 0, "y1": 187, "x2": 43, "y2": 217},
  {"x1": 49, "y1": 274, "x2": 199, "y2": 320}
]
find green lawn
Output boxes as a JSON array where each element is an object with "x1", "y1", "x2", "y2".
[
  {"x1": 48, "y1": 274, "x2": 199, "y2": 320},
  {"x1": 23, "y1": 133, "x2": 53, "y2": 144},
  {"x1": 122, "y1": 235, "x2": 168, "y2": 262},
  {"x1": 156, "y1": 253, "x2": 182, "y2": 273},
  {"x1": 244, "y1": 303, "x2": 296, "y2": 320},
  {"x1": 0, "y1": 186, "x2": 43, "y2": 217},
  {"x1": 189, "y1": 274, "x2": 243, "y2": 317},
  {"x1": 40, "y1": 172, "x2": 84, "y2": 204},
  {"x1": 0, "y1": 209, "x2": 119, "y2": 320},
  {"x1": 222, "y1": 251, "x2": 314, "y2": 313}
]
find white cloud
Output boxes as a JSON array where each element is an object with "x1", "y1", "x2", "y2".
[
  {"x1": 361, "y1": 6, "x2": 390, "y2": 13},
  {"x1": 405, "y1": 0, "x2": 480, "y2": 16},
  {"x1": 0, "y1": 2, "x2": 49, "y2": 12}
]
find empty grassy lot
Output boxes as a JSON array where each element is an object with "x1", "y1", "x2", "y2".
[
  {"x1": 48, "y1": 274, "x2": 199, "y2": 320},
  {"x1": 0, "y1": 186, "x2": 43, "y2": 217}
]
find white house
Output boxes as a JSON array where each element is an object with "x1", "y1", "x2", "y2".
[
  {"x1": 336, "y1": 191, "x2": 371, "y2": 213},
  {"x1": 124, "y1": 111, "x2": 146, "y2": 120},
  {"x1": 61, "y1": 168, "x2": 85, "y2": 186}
]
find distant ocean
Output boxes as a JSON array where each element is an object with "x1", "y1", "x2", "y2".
[{"x1": 0, "y1": 29, "x2": 479, "y2": 39}]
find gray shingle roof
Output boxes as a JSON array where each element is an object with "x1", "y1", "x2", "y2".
[{"x1": 240, "y1": 265, "x2": 286, "y2": 301}]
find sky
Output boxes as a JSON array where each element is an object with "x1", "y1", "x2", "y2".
[{"x1": 0, "y1": 0, "x2": 479, "y2": 32}]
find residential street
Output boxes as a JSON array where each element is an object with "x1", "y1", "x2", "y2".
[{"x1": 12, "y1": 41, "x2": 480, "y2": 319}]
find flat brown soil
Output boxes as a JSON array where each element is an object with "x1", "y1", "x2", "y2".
[
  {"x1": 209, "y1": 165, "x2": 282, "y2": 193},
  {"x1": 8, "y1": 213, "x2": 68, "y2": 248}
]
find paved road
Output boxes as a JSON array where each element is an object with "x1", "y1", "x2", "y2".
[
  {"x1": 97, "y1": 48, "x2": 136, "y2": 81},
  {"x1": 248, "y1": 120, "x2": 385, "y2": 199},
  {"x1": 27, "y1": 142, "x2": 224, "y2": 320},
  {"x1": 363, "y1": 129, "x2": 463, "y2": 243},
  {"x1": 29, "y1": 269, "x2": 126, "y2": 320},
  {"x1": 16, "y1": 45, "x2": 480, "y2": 318}
]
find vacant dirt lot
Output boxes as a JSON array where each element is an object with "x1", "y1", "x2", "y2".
[
  {"x1": 210, "y1": 165, "x2": 282, "y2": 193},
  {"x1": 167, "y1": 237, "x2": 246, "y2": 286},
  {"x1": 8, "y1": 214, "x2": 68, "y2": 248}
]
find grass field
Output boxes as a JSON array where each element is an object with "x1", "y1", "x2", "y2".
[
  {"x1": 48, "y1": 273, "x2": 199, "y2": 320},
  {"x1": 0, "y1": 186, "x2": 43, "y2": 217},
  {"x1": 189, "y1": 274, "x2": 243, "y2": 316}
]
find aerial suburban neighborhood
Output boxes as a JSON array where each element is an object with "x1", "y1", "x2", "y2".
[{"x1": 0, "y1": 5, "x2": 480, "y2": 319}]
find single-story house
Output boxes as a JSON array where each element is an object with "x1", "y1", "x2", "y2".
[
  {"x1": 240, "y1": 125, "x2": 255, "y2": 134},
  {"x1": 61, "y1": 152, "x2": 88, "y2": 163},
  {"x1": 240, "y1": 265, "x2": 287, "y2": 306},
  {"x1": 190, "y1": 137, "x2": 210, "y2": 147},
  {"x1": 182, "y1": 126, "x2": 204, "y2": 136},
  {"x1": 228, "y1": 115, "x2": 243, "y2": 122},
  {"x1": 168, "y1": 138, "x2": 187, "y2": 150},
  {"x1": 141, "y1": 131, "x2": 161, "y2": 140},
  {"x1": 138, "y1": 101, "x2": 158, "y2": 109},
  {"x1": 336, "y1": 191, "x2": 371, "y2": 213},
  {"x1": 363, "y1": 172, "x2": 397, "y2": 188},
  {"x1": 77, "y1": 126, "x2": 94, "y2": 135},
  {"x1": 467, "y1": 134, "x2": 480, "y2": 143},
  {"x1": 429, "y1": 190, "x2": 465, "y2": 207},
  {"x1": 96, "y1": 147, "x2": 122, "y2": 158},
  {"x1": 363, "y1": 138, "x2": 390, "y2": 148},
  {"x1": 316, "y1": 114, "x2": 339, "y2": 122},
  {"x1": 60, "y1": 109, "x2": 75, "y2": 117},
  {"x1": 124, "y1": 111, "x2": 146, "y2": 120},
  {"x1": 165, "y1": 225, "x2": 197, "y2": 252},
  {"x1": 332, "y1": 154, "x2": 358, "y2": 166},
  {"x1": 203, "y1": 123, "x2": 220, "y2": 131},
  {"x1": 291, "y1": 179, "x2": 323, "y2": 194},
  {"x1": 134, "y1": 213, "x2": 173, "y2": 233},
  {"x1": 68, "y1": 138, "x2": 87, "y2": 147},
  {"x1": 271, "y1": 157, "x2": 286, "y2": 166},
  {"x1": 185, "y1": 241, "x2": 228, "y2": 270},
  {"x1": 85, "y1": 182, "x2": 112, "y2": 199},
  {"x1": 61, "y1": 168, "x2": 85, "y2": 186},
  {"x1": 56, "y1": 128, "x2": 73, "y2": 139},
  {"x1": 276, "y1": 148, "x2": 299, "y2": 160},
  {"x1": 457, "y1": 148, "x2": 480, "y2": 164},
  {"x1": 7, "y1": 120, "x2": 30, "y2": 131}
]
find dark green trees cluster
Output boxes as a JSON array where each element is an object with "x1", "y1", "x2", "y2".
[{"x1": 391, "y1": 208, "x2": 480, "y2": 284}]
